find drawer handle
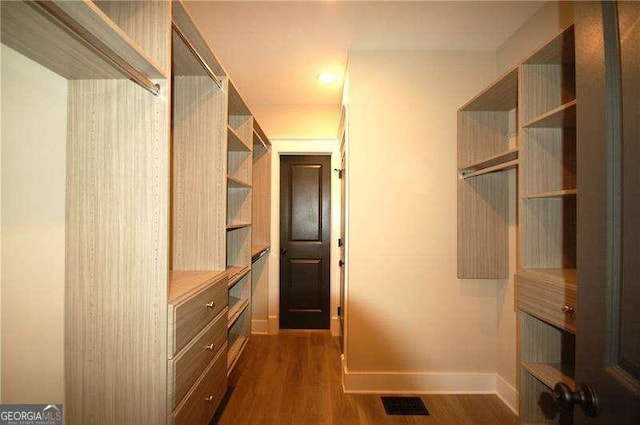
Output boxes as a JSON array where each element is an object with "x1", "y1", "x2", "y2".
[
  {"x1": 205, "y1": 343, "x2": 215, "y2": 351},
  {"x1": 205, "y1": 301, "x2": 215, "y2": 309},
  {"x1": 204, "y1": 395, "x2": 215, "y2": 403},
  {"x1": 562, "y1": 305, "x2": 575, "y2": 315}
]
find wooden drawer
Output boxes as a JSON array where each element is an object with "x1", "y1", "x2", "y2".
[
  {"x1": 169, "y1": 276, "x2": 228, "y2": 355},
  {"x1": 168, "y1": 308, "x2": 228, "y2": 410},
  {"x1": 518, "y1": 274, "x2": 577, "y2": 333},
  {"x1": 171, "y1": 345, "x2": 228, "y2": 425}
]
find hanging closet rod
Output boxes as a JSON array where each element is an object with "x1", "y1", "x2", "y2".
[
  {"x1": 253, "y1": 129, "x2": 268, "y2": 149},
  {"x1": 172, "y1": 23, "x2": 224, "y2": 90},
  {"x1": 31, "y1": 1, "x2": 161, "y2": 96}
]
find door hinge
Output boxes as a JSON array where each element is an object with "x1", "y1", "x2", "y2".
[
  {"x1": 337, "y1": 306, "x2": 341, "y2": 317},
  {"x1": 338, "y1": 238, "x2": 343, "y2": 247},
  {"x1": 334, "y1": 168, "x2": 343, "y2": 179},
  {"x1": 339, "y1": 260, "x2": 344, "y2": 267}
]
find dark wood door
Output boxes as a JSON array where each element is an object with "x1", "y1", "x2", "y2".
[
  {"x1": 280, "y1": 155, "x2": 331, "y2": 329},
  {"x1": 574, "y1": 2, "x2": 640, "y2": 423}
]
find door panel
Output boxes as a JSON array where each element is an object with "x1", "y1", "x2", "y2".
[
  {"x1": 280, "y1": 155, "x2": 331, "y2": 329},
  {"x1": 575, "y1": 2, "x2": 640, "y2": 423}
]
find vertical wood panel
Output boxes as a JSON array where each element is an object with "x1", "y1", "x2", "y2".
[
  {"x1": 520, "y1": 128, "x2": 576, "y2": 196},
  {"x1": 66, "y1": 79, "x2": 170, "y2": 424},
  {"x1": 458, "y1": 111, "x2": 510, "y2": 168},
  {"x1": 457, "y1": 172, "x2": 509, "y2": 278},
  {"x1": 172, "y1": 76, "x2": 226, "y2": 271},
  {"x1": 252, "y1": 144, "x2": 271, "y2": 249}
]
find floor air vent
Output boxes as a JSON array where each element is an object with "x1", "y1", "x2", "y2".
[{"x1": 381, "y1": 396, "x2": 430, "y2": 416}]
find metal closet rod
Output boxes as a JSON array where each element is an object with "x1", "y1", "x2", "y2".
[
  {"x1": 172, "y1": 23, "x2": 224, "y2": 90},
  {"x1": 253, "y1": 129, "x2": 268, "y2": 149},
  {"x1": 32, "y1": 1, "x2": 161, "y2": 97}
]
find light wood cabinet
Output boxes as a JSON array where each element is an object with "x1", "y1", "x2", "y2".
[
  {"x1": 517, "y1": 25, "x2": 577, "y2": 425},
  {"x1": 457, "y1": 24, "x2": 578, "y2": 424},
  {"x1": 457, "y1": 67, "x2": 518, "y2": 279},
  {"x1": 1, "y1": 1, "x2": 271, "y2": 423}
]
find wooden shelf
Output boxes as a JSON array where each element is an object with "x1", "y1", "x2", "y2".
[
  {"x1": 251, "y1": 245, "x2": 270, "y2": 263},
  {"x1": 226, "y1": 266, "x2": 250, "y2": 288},
  {"x1": 1, "y1": 1, "x2": 168, "y2": 82},
  {"x1": 523, "y1": 189, "x2": 577, "y2": 199},
  {"x1": 524, "y1": 25, "x2": 575, "y2": 65},
  {"x1": 459, "y1": 66, "x2": 518, "y2": 111},
  {"x1": 226, "y1": 222, "x2": 251, "y2": 231},
  {"x1": 228, "y1": 80, "x2": 251, "y2": 116},
  {"x1": 522, "y1": 100, "x2": 576, "y2": 129},
  {"x1": 169, "y1": 271, "x2": 227, "y2": 305},
  {"x1": 519, "y1": 268, "x2": 577, "y2": 285},
  {"x1": 461, "y1": 159, "x2": 518, "y2": 179},
  {"x1": 227, "y1": 175, "x2": 252, "y2": 188},
  {"x1": 228, "y1": 296, "x2": 249, "y2": 329},
  {"x1": 228, "y1": 125, "x2": 251, "y2": 152},
  {"x1": 523, "y1": 362, "x2": 575, "y2": 389},
  {"x1": 227, "y1": 334, "x2": 249, "y2": 374}
]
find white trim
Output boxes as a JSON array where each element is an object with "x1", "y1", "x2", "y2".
[
  {"x1": 495, "y1": 374, "x2": 519, "y2": 415},
  {"x1": 268, "y1": 315, "x2": 279, "y2": 335},
  {"x1": 342, "y1": 363, "x2": 497, "y2": 394},
  {"x1": 251, "y1": 319, "x2": 269, "y2": 335},
  {"x1": 330, "y1": 315, "x2": 340, "y2": 337},
  {"x1": 267, "y1": 139, "x2": 340, "y2": 334}
]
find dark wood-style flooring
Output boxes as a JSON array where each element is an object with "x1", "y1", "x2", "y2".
[{"x1": 212, "y1": 331, "x2": 518, "y2": 425}]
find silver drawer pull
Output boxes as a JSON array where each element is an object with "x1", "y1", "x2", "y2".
[
  {"x1": 205, "y1": 343, "x2": 215, "y2": 351},
  {"x1": 204, "y1": 395, "x2": 214, "y2": 403},
  {"x1": 205, "y1": 301, "x2": 215, "y2": 309},
  {"x1": 562, "y1": 305, "x2": 575, "y2": 315}
]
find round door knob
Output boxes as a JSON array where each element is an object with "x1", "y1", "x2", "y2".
[
  {"x1": 553, "y1": 382, "x2": 599, "y2": 417},
  {"x1": 281, "y1": 247, "x2": 288, "y2": 255}
]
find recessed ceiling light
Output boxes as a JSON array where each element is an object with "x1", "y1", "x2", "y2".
[{"x1": 317, "y1": 71, "x2": 339, "y2": 85}]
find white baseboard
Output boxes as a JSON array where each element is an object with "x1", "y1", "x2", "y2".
[
  {"x1": 331, "y1": 315, "x2": 340, "y2": 337},
  {"x1": 342, "y1": 362, "x2": 496, "y2": 394},
  {"x1": 251, "y1": 319, "x2": 269, "y2": 335},
  {"x1": 495, "y1": 374, "x2": 518, "y2": 415},
  {"x1": 268, "y1": 315, "x2": 279, "y2": 335}
]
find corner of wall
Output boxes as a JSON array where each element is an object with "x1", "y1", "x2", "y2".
[{"x1": 496, "y1": 0, "x2": 575, "y2": 72}]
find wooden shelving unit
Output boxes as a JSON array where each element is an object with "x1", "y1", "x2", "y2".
[
  {"x1": 251, "y1": 120, "x2": 272, "y2": 334},
  {"x1": 517, "y1": 25, "x2": 578, "y2": 425},
  {"x1": 457, "y1": 23, "x2": 578, "y2": 425},
  {"x1": 1, "y1": 0, "x2": 272, "y2": 422},
  {"x1": 457, "y1": 66, "x2": 518, "y2": 279}
]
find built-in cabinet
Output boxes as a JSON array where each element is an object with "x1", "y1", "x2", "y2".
[
  {"x1": 0, "y1": 1, "x2": 270, "y2": 423},
  {"x1": 458, "y1": 25, "x2": 577, "y2": 424}
]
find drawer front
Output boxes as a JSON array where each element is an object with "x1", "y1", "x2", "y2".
[
  {"x1": 518, "y1": 275, "x2": 577, "y2": 333},
  {"x1": 169, "y1": 308, "x2": 228, "y2": 409},
  {"x1": 171, "y1": 277, "x2": 227, "y2": 355},
  {"x1": 172, "y1": 345, "x2": 228, "y2": 425}
]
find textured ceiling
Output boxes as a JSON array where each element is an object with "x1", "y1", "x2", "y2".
[{"x1": 185, "y1": 1, "x2": 544, "y2": 107}]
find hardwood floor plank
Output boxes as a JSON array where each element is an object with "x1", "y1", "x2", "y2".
[{"x1": 212, "y1": 331, "x2": 518, "y2": 425}]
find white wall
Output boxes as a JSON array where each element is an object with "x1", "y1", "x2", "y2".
[
  {"x1": 497, "y1": 1, "x2": 575, "y2": 73},
  {"x1": 1, "y1": 45, "x2": 67, "y2": 403},
  {"x1": 257, "y1": 139, "x2": 341, "y2": 336},
  {"x1": 493, "y1": 1, "x2": 575, "y2": 411},
  {"x1": 342, "y1": 50, "x2": 500, "y2": 393},
  {"x1": 252, "y1": 104, "x2": 342, "y2": 140}
]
